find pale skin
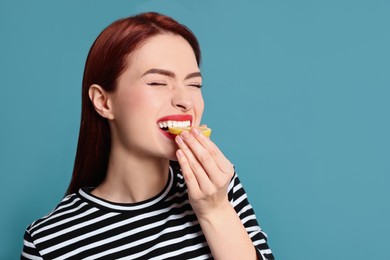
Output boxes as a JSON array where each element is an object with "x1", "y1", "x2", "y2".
[{"x1": 88, "y1": 34, "x2": 258, "y2": 259}]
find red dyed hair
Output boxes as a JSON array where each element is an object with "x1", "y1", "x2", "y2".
[{"x1": 66, "y1": 12, "x2": 201, "y2": 195}]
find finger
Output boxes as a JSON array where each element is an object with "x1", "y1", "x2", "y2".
[
  {"x1": 179, "y1": 129, "x2": 223, "y2": 184},
  {"x1": 190, "y1": 128, "x2": 234, "y2": 176},
  {"x1": 175, "y1": 134, "x2": 213, "y2": 191},
  {"x1": 176, "y1": 149, "x2": 201, "y2": 197}
]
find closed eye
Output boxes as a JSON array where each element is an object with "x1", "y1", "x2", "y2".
[
  {"x1": 188, "y1": 84, "x2": 203, "y2": 89},
  {"x1": 147, "y1": 82, "x2": 167, "y2": 86}
]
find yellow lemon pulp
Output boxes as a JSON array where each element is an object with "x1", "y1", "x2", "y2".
[{"x1": 168, "y1": 126, "x2": 212, "y2": 137}]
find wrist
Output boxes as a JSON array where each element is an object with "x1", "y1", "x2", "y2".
[
  {"x1": 194, "y1": 200, "x2": 258, "y2": 260},
  {"x1": 195, "y1": 200, "x2": 234, "y2": 224}
]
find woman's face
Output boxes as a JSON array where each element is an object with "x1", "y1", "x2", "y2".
[{"x1": 109, "y1": 34, "x2": 204, "y2": 161}]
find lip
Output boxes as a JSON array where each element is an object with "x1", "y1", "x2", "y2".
[
  {"x1": 157, "y1": 114, "x2": 193, "y2": 123},
  {"x1": 157, "y1": 114, "x2": 193, "y2": 140}
]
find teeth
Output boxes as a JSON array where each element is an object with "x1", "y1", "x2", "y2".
[{"x1": 158, "y1": 120, "x2": 191, "y2": 129}]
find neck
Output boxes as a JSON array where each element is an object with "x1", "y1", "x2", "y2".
[{"x1": 92, "y1": 147, "x2": 170, "y2": 204}]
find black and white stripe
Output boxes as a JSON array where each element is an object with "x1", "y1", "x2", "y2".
[{"x1": 22, "y1": 163, "x2": 274, "y2": 259}]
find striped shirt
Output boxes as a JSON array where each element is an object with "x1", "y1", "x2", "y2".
[{"x1": 21, "y1": 163, "x2": 274, "y2": 259}]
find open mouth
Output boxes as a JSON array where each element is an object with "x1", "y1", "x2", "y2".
[
  {"x1": 157, "y1": 115, "x2": 193, "y2": 139},
  {"x1": 158, "y1": 120, "x2": 191, "y2": 132}
]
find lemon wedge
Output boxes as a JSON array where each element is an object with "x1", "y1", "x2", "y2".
[{"x1": 168, "y1": 126, "x2": 212, "y2": 137}]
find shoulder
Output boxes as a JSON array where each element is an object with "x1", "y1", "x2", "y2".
[{"x1": 25, "y1": 192, "x2": 81, "y2": 233}]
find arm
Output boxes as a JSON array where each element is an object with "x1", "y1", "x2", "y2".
[
  {"x1": 192, "y1": 199, "x2": 259, "y2": 260},
  {"x1": 175, "y1": 128, "x2": 273, "y2": 259},
  {"x1": 228, "y1": 173, "x2": 274, "y2": 259}
]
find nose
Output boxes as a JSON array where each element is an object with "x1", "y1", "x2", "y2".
[{"x1": 171, "y1": 87, "x2": 193, "y2": 112}]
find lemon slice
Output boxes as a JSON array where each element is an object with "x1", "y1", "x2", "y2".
[{"x1": 168, "y1": 126, "x2": 212, "y2": 137}]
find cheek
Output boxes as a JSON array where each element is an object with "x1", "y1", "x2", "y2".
[
  {"x1": 113, "y1": 89, "x2": 149, "y2": 123},
  {"x1": 112, "y1": 91, "x2": 159, "y2": 142},
  {"x1": 194, "y1": 94, "x2": 205, "y2": 123},
  {"x1": 116, "y1": 88, "x2": 154, "y2": 112}
]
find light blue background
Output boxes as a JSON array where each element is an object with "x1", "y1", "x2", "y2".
[{"x1": 1, "y1": 0, "x2": 389, "y2": 259}]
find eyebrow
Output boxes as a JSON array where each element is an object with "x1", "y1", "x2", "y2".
[{"x1": 142, "y1": 68, "x2": 202, "y2": 80}]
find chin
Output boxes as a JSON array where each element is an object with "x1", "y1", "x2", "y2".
[
  {"x1": 156, "y1": 145, "x2": 178, "y2": 162},
  {"x1": 166, "y1": 152, "x2": 178, "y2": 162}
]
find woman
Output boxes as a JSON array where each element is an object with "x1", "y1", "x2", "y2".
[{"x1": 21, "y1": 12, "x2": 274, "y2": 259}]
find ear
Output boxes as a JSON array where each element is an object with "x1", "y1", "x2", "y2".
[{"x1": 88, "y1": 84, "x2": 115, "y2": 120}]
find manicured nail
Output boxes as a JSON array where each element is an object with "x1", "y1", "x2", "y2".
[
  {"x1": 176, "y1": 135, "x2": 183, "y2": 144},
  {"x1": 176, "y1": 149, "x2": 184, "y2": 158},
  {"x1": 181, "y1": 130, "x2": 190, "y2": 139},
  {"x1": 191, "y1": 127, "x2": 200, "y2": 136}
]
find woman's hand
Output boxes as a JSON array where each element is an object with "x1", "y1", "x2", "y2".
[
  {"x1": 175, "y1": 127, "x2": 258, "y2": 260},
  {"x1": 175, "y1": 127, "x2": 234, "y2": 219}
]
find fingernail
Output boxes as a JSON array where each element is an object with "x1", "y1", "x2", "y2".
[
  {"x1": 181, "y1": 130, "x2": 190, "y2": 139},
  {"x1": 176, "y1": 135, "x2": 183, "y2": 144},
  {"x1": 191, "y1": 127, "x2": 200, "y2": 136},
  {"x1": 176, "y1": 149, "x2": 184, "y2": 158}
]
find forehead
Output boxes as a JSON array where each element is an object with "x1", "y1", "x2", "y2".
[{"x1": 127, "y1": 34, "x2": 199, "y2": 74}]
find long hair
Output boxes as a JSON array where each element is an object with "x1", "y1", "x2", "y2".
[{"x1": 66, "y1": 12, "x2": 201, "y2": 195}]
